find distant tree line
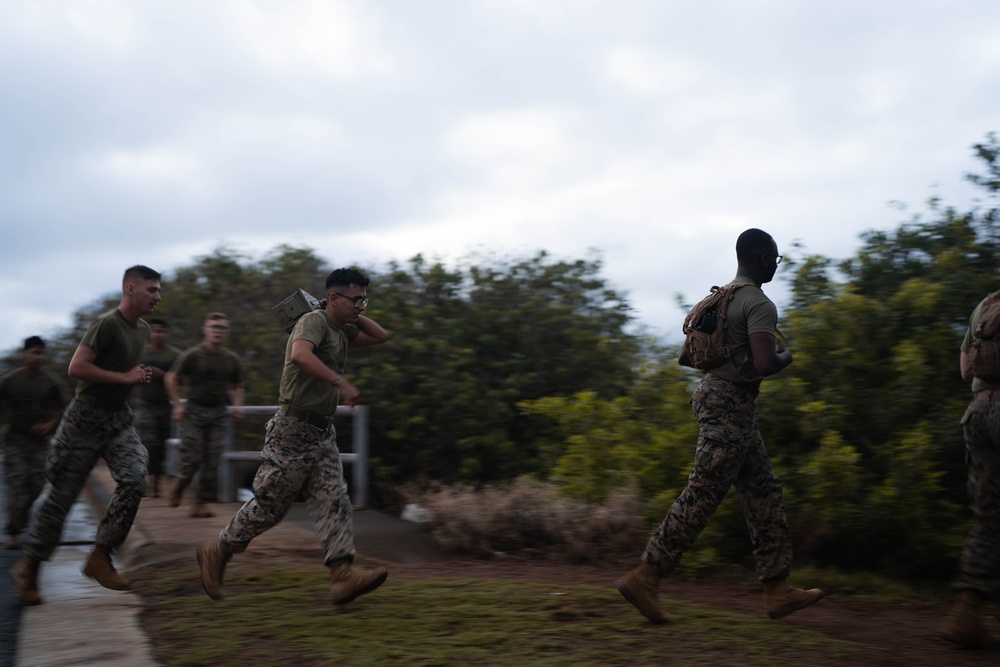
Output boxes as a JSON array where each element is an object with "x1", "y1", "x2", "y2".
[{"x1": 5, "y1": 133, "x2": 996, "y2": 578}]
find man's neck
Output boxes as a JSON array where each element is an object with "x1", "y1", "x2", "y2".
[
  {"x1": 734, "y1": 268, "x2": 763, "y2": 288},
  {"x1": 117, "y1": 303, "x2": 141, "y2": 324}
]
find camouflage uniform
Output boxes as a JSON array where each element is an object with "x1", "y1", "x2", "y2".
[
  {"x1": 132, "y1": 344, "x2": 179, "y2": 479},
  {"x1": 220, "y1": 412, "x2": 354, "y2": 564},
  {"x1": 24, "y1": 307, "x2": 150, "y2": 563},
  {"x1": 219, "y1": 309, "x2": 359, "y2": 564},
  {"x1": 177, "y1": 402, "x2": 228, "y2": 503},
  {"x1": 3, "y1": 432, "x2": 48, "y2": 538},
  {"x1": 643, "y1": 374, "x2": 792, "y2": 581},
  {"x1": 133, "y1": 403, "x2": 172, "y2": 478},
  {"x1": 955, "y1": 299, "x2": 1000, "y2": 600},
  {"x1": 957, "y1": 394, "x2": 1000, "y2": 600},
  {"x1": 171, "y1": 345, "x2": 243, "y2": 503},
  {"x1": 0, "y1": 365, "x2": 70, "y2": 539},
  {"x1": 643, "y1": 277, "x2": 793, "y2": 583},
  {"x1": 26, "y1": 400, "x2": 148, "y2": 561}
]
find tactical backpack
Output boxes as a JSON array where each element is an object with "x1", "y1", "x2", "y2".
[
  {"x1": 968, "y1": 290, "x2": 1000, "y2": 380},
  {"x1": 681, "y1": 282, "x2": 751, "y2": 370}
]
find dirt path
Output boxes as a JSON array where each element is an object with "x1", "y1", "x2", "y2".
[{"x1": 131, "y1": 532, "x2": 999, "y2": 667}]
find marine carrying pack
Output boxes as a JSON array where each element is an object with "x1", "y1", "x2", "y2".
[
  {"x1": 681, "y1": 282, "x2": 751, "y2": 370},
  {"x1": 968, "y1": 290, "x2": 1000, "y2": 380}
]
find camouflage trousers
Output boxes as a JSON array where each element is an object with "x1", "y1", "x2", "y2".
[
  {"x1": 956, "y1": 392, "x2": 1000, "y2": 600},
  {"x1": 220, "y1": 411, "x2": 355, "y2": 565},
  {"x1": 176, "y1": 402, "x2": 227, "y2": 503},
  {"x1": 26, "y1": 400, "x2": 148, "y2": 562},
  {"x1": 133, "y1": 402, "x2": 172, "y2": 477},
  {"x1": 3, "y1": 432, "x2": 48, "y2": 537},
  {"x1": 643, "y1": 374, "x2": 793, "y2": 582}
]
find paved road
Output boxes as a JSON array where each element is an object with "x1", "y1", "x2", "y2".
[
  {"x1": 0, "y1": 460, "x2": 98, "y2": 667},
  {"x1": 0, "y1": 472, "x2": 21, "y2": 667}
]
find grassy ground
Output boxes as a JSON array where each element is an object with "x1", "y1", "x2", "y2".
[{"x1": 138, "y1": 563, "x2": 872, "y2": 667}]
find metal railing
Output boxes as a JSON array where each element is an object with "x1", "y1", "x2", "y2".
[{"x1": 165, "y1": 404, "x2": 369, "y2": 507}]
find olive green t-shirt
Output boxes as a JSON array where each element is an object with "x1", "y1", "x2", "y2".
[
  {"x1": 961, "y1": 298, "x2": 1000, "y2": 394},
  {"x1": 707, "y1": 277, "x2": 779, "y2": 384},
  {"x1": 133, "y1": 345, "x2": 181, "y2": 406},
  {"x1": 0, "y1": 366, "x2": 71, "y2": 433},
  {"x1": 77, "y1": 308, "x2": 150, "y2": 404},
  {"x1": 279, "y1": 310, "x2": 359, "y2": 417},
  {"x1": 170, "y1": 345, "x2": 243, "y2": 406}
]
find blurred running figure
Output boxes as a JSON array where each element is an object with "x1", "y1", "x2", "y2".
[
  {"x1": 11, "y1": 266, "x2": 161, "y2": 605},
  {"x1": 0, "y1": 337, "x2": 71, "y2": 549},
  {"x1": 197, "y1": 268, "x2": 389, "y2": 606},
  {"x1": 941, "y1": 291, "x2": 1000, "y2": 649},
  {"x1": 616, "y1": 229, "x2": 824, "y2": 623},
  {"x1": 132, "y1": 318, "x2": 179, "y2": 498},
  {"x1": 166, "y1": 312, "x2": 244, "y2": 518}
]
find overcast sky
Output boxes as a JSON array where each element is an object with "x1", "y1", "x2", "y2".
[{"x1": 2, "y1": 0, "x2": 998, "y2": 354}]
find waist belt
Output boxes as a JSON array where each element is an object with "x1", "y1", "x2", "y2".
[
  {"x1": 278, "y1": 403, "x2": 333, "y2": 429},
  {"x1": 75, "y1": 394, "x2": 129, "y2": 412}
]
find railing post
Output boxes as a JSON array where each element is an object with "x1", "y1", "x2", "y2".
[
  {"x1": 210, "y1": 404, "x2": 368, "y2": 506},
  {"x1": 352, "y1": 405, "x2": 369, "y2": 508},
  {"x1": 219, "y1": 408, "x2": 236, "y2": 502}
]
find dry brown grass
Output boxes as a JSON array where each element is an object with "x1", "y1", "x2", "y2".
[{"x1": 414, "y1": 477, "x2": 648, "y2": 562}]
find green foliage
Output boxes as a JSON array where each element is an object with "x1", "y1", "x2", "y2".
[
  {"x1": 354, "y1": 251, "x2": 646, "y2": 486},
  {"x1": 519, "y1": 362, "x2": 697, "y2": 522},
  {"x1": 762, "y1": 133, "x2": 1000, "y2": 574}
]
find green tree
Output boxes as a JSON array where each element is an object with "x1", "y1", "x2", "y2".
[{"x1": 354, "y1": 251, "x2": 647, "y2": 488}]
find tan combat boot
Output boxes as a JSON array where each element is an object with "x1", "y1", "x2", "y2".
[
  {"x1": 82, "y1": 545, "x2": 130, "y2": 591},
  {"x1": 329, "y1": 559, "x2": 388, "y2": 605},
  {"x1": 190, "y1": 500, "x2": 215, "y2": 518},
  {"x1": 168, "y1": 478, "x2": 189, "y2": 508},
  {"x1": 764, "y1": 579, "x2": 825, "y2": 619},
  {"x1": 616, "y1": 562, "x2": 669, "y2": 623},
  {"x1": 11, "y1": 556, "x2": 43, "y2": 605},
  {"x1": 196, "y1": 540, "x2": 233, "y2": 600},
  {"x1": 940, "y1": 590, "x2": 999, "y2": 649}
]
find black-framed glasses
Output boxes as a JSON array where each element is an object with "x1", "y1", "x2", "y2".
[
  {"x1": 762, "y1": 254, "x2": 783, "y2": 265},
  {"x1": 332, "y1": 292, "x2": 370, "y2": 308}
]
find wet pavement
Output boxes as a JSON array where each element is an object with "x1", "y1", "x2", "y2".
[
  {"x1": 0, "y1": 476, "x2": 22, "y2": 667},
  {"x1": 0, "y1": 463, "x2": 157, "y2": 667}
]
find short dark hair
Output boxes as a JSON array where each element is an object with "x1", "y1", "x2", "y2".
[
  {"x1": 23, "y1": 336, "x2": 45, "y2": 350},
  {"x1": 736, "y1": 228, "x2": 775, "y2": 262},
  {"x1": 147, "y1": 318, "x2": 170, "y2": 328},
  {"x1": 325, "y1": 268, "x2": 370, "y2": 292},
  {"x1": 123, "y1": 265, "x2": 161, "y2": 285}
]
